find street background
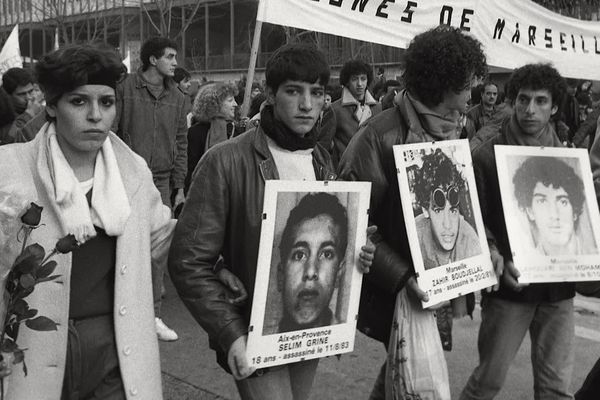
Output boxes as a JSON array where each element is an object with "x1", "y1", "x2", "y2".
[{"x1": 159, "y1": 278, "x2": 600, "y2": 400}]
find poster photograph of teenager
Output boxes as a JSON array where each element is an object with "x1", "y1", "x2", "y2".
[
  {"x1": 393, "y1": 139, "x2": 497, "y2": 307},
  {"x1": 495, "y1": 145, "x2": 600, "y2": 283},
  {"x1": 246, "y1": 180, "x2": 371, "y2": 369}
]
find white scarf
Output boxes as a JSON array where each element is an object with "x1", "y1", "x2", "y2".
[
  {"x1": 341, "y1": 87, "x2": 377, "y2": 125},
  {"x1": 43, "y1": 122, "x2": 131, "y2": 243}
]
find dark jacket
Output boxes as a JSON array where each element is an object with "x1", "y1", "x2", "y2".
[
  {"x1": 14, "y1": 110, "x2": 46, "y2": 143},
  {"x1": 114, "y1": 71, "x2": 188, "y2": 189},
  {"x1": 168, "y1": 126, "x2": 336, "y2": 371},
  {"x1": 328, "y1": 90, "x2": 382, "y2": 165},
  {"x1": 185, "y1": 121, "x2": 211, "y2": 194},
  {"x1": 338, "y1": 106, "x2": 419, "y2": 343},
  {"x1": 572, "y1": 107, "x2": 600, "y2": 149},
  {"x1": 471, "y1": 125, "x2": 575, "y2": 303}
]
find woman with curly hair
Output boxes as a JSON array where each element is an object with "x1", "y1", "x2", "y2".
[{"x1": 186, "y1": 82, "x2": 238, "y2": 192}]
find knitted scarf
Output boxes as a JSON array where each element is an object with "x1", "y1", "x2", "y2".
[
  {"x1": 260, "y1": 105, "x2": 317, "y2": 151},
  {"x1": 395, "y1": 91, "x2": 460, "y2": 143},
  {"x1": 504, "y1": 113, "x2": 562, "y2": 147}
]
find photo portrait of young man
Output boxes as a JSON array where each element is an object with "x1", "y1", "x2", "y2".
[
  {"x1": 412, "y1": 148, "x2": 481, "y2": 269},
  {"x1": 274, "y1": 192, "x2": 349, "y2": 334},
  {"x1": 512, "y1": 156, "x2": 596, "y2": 256}
]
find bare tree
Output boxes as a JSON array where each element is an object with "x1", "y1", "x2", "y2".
[
  {"x1": 30, "y1": 0, "x2": 124, "y2": 46},
  {"x1": 141, "y1": 0, "x2": 204, "y2": 39}
]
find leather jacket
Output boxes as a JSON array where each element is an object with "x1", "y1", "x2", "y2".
[
  {"x1": 338, "y1": 106, "x2": 419, "y2": 343},
  {"x1": 168, "y1": 126, "x2": 336, "y2": 371}
]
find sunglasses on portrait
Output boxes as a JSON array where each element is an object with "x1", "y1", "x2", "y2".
[{"x1": 431, "y1": 186, "x2": 460, "y2": 209}]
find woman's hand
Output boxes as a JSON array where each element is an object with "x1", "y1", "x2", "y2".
[{"x1": 358, "y1": 225, "x2": 377, "y2": 274}]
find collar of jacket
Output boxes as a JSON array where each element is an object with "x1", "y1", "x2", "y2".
[
  {"x1": 341, "y1": 87, "x2": 377, "y2": 107},
  {"x1": 133, "y1": 68, "x2": 175, "y2": 91},
  {"x1": 251, "y1": 125, "x2": 337, "y2": 182}
]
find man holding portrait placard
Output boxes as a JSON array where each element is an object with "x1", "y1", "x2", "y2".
[
  {"x1": 339, "y1": 25, "x2": 489, "y2": 399},
  {"x1": 461, "y1": 64, "x2": 574, "y2": 400},
  {"x1": 169, "y1": 44, "x2": 374, "y2": 400}
]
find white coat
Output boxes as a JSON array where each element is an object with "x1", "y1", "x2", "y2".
[{"x1": 0, "y1": 129, "x2": 174, "y2": 399}]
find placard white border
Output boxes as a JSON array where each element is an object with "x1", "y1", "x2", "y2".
[
  {"x1": 495, "y1": 145, "x2": 600, "y2": 283},
  {"x1": 393, "y1": 139, "x2": 497, "y2": 308},
  {"x1": 246, "y1": 180, "x2": 371, "y2": 368}
]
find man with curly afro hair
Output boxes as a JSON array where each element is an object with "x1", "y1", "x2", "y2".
[
  {"x1": 461, "y1": 63, "x2": 574, "y2": 400},
  {"x1": 413, "y1": 149, "x2": 480, "y2": 270},
  {"x1": 325, "y1": 59, "x2": 382, "y2": 165},
  {"x1": 338, "y1": 25, "x2": 488, "y2": 399}
]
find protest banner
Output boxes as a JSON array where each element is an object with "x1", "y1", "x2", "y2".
[
  {"x1": 247, "y1": 180, "x2": 370, "y2": 368},
  {"x1": 496, "y1": 146, "x2": 600, "y2": 283},
  {"x1": 256, "y1": 0, "x2": 600, "y2": 80},
  {"x1": 393, "y1": 139, "x2": 496, "y2": 307}
]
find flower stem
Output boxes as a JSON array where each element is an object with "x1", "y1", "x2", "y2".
[
  {"x1": 41, "y1": 249, "x2": 58, "y2": 266},
  {"x1": 20, "y1": 227, "x2": 32, "y2": 255}
]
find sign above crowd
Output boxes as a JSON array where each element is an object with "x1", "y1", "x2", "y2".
[{"x1": 257, "y1": 0, "x2": 600, "y2": 80}]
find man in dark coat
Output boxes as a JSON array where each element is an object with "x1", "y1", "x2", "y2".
[{"x1": 338, "y1": 26, "x2": 488, "y2": 399}]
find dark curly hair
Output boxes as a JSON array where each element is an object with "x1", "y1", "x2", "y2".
[
  {"x1": 140, "y1": 37, "x2": 178, "y2": 71},
  {"x1": 413, "y1": 149, "x2": 466, "y2": 210},
  {"x1": 506, "y1": 63, "x2": 567, "y2": 108},
  {"x1": 339, "y1": 59, "x2": 373, "y2": 87},
  {"x1": 266, "y1": 44, "x2": 330, "y2": 93},
  {"x1": 173, "y1": 67, "x2": 191, "y2": 84},
  {"x1": 403, "y1": 25, "x2": 487, "y2": 108},
  {"x1": 513, "y1": 156, "x2": 584, "y2": 221},
  {"x1": 2, "y1": 68, "x2": 34, "y2": 95},
  {"x1": 35, "y1": 44, "x2": 125, "y2": 106},
  {"x1": 279, "y1": 193, "x2": 348, "y2": 261}
]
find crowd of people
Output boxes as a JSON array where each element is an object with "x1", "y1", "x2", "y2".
[{"x1": 0, "y1": 23, "x2": 599, "y2": 400}]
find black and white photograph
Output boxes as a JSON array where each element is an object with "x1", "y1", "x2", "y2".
[
  {"x1": 393, "y1": 140, "x2": 496, "y2": 307},
  {"x1": 3, "y1": 0, "x2": 600, "y2": 398},
  {"x1": 246, "y1": 180, "x2": 370, "y2": 369},
  {"x1": 496, "y1": 146, "x2": 600, "y2": 283}
]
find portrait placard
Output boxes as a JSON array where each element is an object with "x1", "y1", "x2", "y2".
[
  {"x1": 495, "y1": 146, "x2": 600, "y2": 283},
  {"x1": 247, "y1": 180, "x2": 371, "y2": 368},
  {"x1": 393, "y1": 140, "x2": 496, "y2": 308}
]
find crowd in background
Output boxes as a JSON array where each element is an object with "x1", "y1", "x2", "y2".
[{"x1": 0, "y1": 26, "x2": 600, "y2": 400}]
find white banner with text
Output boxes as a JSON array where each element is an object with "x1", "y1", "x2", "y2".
[{"x1": 257, "y1": 0, "x2": 600, "y2": 80}]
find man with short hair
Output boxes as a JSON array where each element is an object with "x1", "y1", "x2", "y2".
[
  {"x1": 173, "y1": 66, "x2": 194, "y2": 128},
  {"x1": 174, "y1": 66, "x2": 192, "y2": 94},
  {"x1": 328, "y1": 59, "x2": 382, "y2": 165},
  {"x1": 413, "y1": 149, "x2": 480, "y2": 270},
  {"x1": 338, "y1": 25, "x2": 488, "y2": 399},
  {"x1": 169, "y1": 44, "x2": 374, "y2": 399},
  {"x1": 463, "y1": 81, "x2": 499, "y2": 139},
  {"x1": 276, "y1": 192, "x2": 348, "y2": 333},
  {"x1": 114, "y1": 36, "x2": 188, "y2": 341},
  {"x1": 0, "y1": 67, "x2": 44, "y2": 143},
  {"x1": 460, "y1": 63, "x2": 574, "y2": 400}
]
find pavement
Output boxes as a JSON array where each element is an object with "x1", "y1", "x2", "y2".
[{"x1": 158, "y1": 277, "x2": 600, "y2": 400}]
